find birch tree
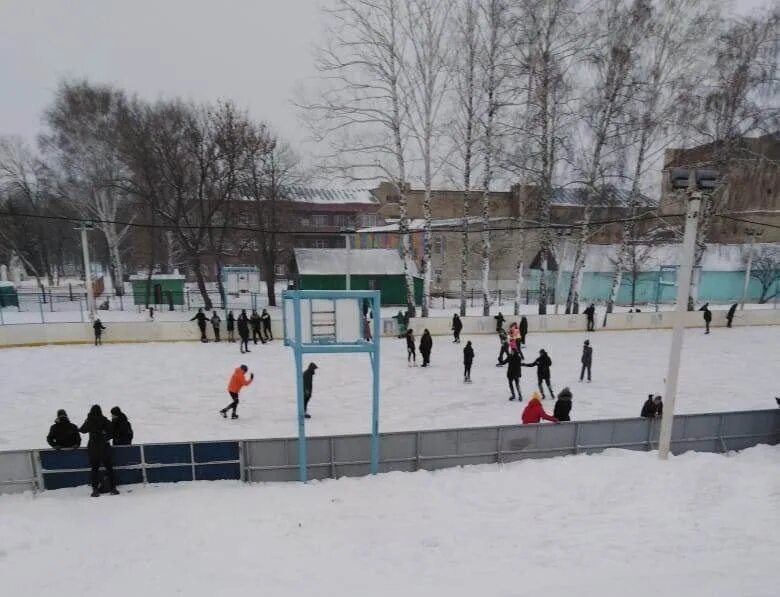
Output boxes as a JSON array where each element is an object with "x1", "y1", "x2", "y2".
[
  {"x1": 404, "y1": 0, "x2": 451, "y2": 317},
  {"x1": 301, "y1": 0, "x2": 418, "y2": 314}
]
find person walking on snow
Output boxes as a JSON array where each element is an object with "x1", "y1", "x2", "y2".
[
  {"x1": 46, "y1": 409, "x2": 81, "y2": 449},
  {"x1": 419, "y1": 329, "x2": 433, "y2": 367},
  {"x1": 554, "y1": 387, "x2": 573, "y2": 422},
  {"x1": 93, "y1": 318, "x2": 106, "y2": 346},
  {"x1": 452, "y1": 314, "x2": 463, "y2": 343},
  {"x1": 211, "y1": 311, "x2": 221, "y2": 342},
  {"x1": 726, "y1": 303, "x2": 737, "y2": 328},
  {"x1": 303, "y1": 362, "x2": 318, "y2": 419},
  {"x1": 699, "y1": 303, "x2": 712, "y2": 334},
  {"x1": 506, "y1": 348, "x2": 524, "y2": 401},
  {"x1": 524, "y1": 349, "x2": 554, "y2": 400},
  {"x1": 580, "y1": 340, "x2": 592, "y2": 382},
  {"x1": 522, "y1": 392, "x2": 559, "y2": 424},
  {"x1": 79, "y1": 405, "x2": 118, "y2": 497},
  {"x1": 406, "y1": 328, "x2": 417, "y2": 366},
  {"x1": 237, "y1": 309, "x2": 251, "y2": 353},
  {"x1": 260, "y1": 308, "x2": 273, "y2": 341},
  {"x1": 250, "y1": 310, "x2": 265, "y2": 344},
  {"x1": 519, "y1": 316, "x2": 528, "y2": 346},
  {"x1": 226, "y1": 311, "x2": 236, "y2": 342},
  {"x1": 221, "y1": 365, "x2": 254, "y2": 419},
  {"x1": 463, "y1": 341, "x2": 474, "y2": 382},
  {"x1": 190, "y1": 308, "x2": 209, "y2": 342},
  {"x1": 584, "y1": 303, "x2": 596, "y2": 332}
]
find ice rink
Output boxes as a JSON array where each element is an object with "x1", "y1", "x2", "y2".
[
  {"x1": 1, "y1": 445, "x2": 777, "y2": 596},
  {"x1": 1, "y1": 325, "x2": 778, "y2": 450}
]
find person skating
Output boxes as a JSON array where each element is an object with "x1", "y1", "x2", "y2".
[
  {"x1": 46, "y1": 409, "x2": 81, "y2": 449},
  {"x1": 554, "y1": 387, "x2": 573, "y2": 422},
  {"x1": 580, "y1": 339, "x2": 592, "y2": 382},
  {"x1": 463, "y1": 341, "x2": 474, "y2": 382},
  {"x1": 406, "y1": 328, "x2": 417, "y2": 366},
  {"x1": 519, "y1": 316, "x2": 528, "y2": 346},
  {"x1": 524, "y1": 349, "x2": 554, "y2": 400},
  {"x1": 394, "y1": 310, "x2": 407, "y2": 338},
  {"x1": 506, "y1": 348, "x2": 523, "y2": 401},
  {"x1": 726, "y1": 303, "x2": 737, "y2": 328},
  {"x1": 452, "y1": 314, "x2": 463, "y2": 343},
  {"x1": 221, "y1": 365, "x2": 254, "y2": 419},
  {"x1": 260, "y1": 308, "x2": 273, "y2": 341},
  {"x1": 211, "y1": 311, "x2": 221, "y2": 342},
  {"x1": 79, "y1": 405, "x2": 118, "y2": 497},
  {"x1": 496, "y1": 331, "x2": 510, "y2": 367},
  {"x1": 93, "y1": 318, "x2": 106, "y2": 346},
  {"x1": 237, "y1": 309, "x2": 251, "y2": 353},
  {"x1": 640, "y1": 394, "x2": 663, "y2": 418},
  {"x1": 190, "y1": 308, "x2": 209, "y2": 342},
  {"x1": 699, "y1": 303, "x2": 712, "y2": 334},
  {"x1": 419, "y1": 329, "x2": 433, "y2": 367},
  {"x1": 494, "y1": 311, "x2": 505, "y2": 333},
  {"x1": 250, "y1": 310, "x2": 265, "y2": 344},
  {"x1": 521, "y1": 392, "x2": 559, "y2": 424},
  {"x1": 508, "y1": 322, "x2": 520, "y2": 352},
  {"x1": 226, "y1": 311, "x2": 236, "y2": 342},
  {"x1": 303, "y1": 362, "x2": 318, "y2": 419},
  {"x1": 109, "y1": 407, "x2": 134, "y2": 446},
  {"x1": 584, "y1": 303, "x2": 596, "y2": 332}
]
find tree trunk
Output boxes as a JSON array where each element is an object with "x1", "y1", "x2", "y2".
[
  {"x1": 422, "y1": 189, "x2": 432, "y2": 318},
  {"x1": 460, "y1": 190, "x2": 470, "y2": 317},
  {"x1": 514, "y1": 259, "x2": 524, "y2": 316},
  {"x1": 192, "y1": 257, "x2": 212, "y2": 311},
  {"x1": 604, "y1": 245, "x2": 626, "y2": 326},
  {"x1": 106, "y1": 232, "x2": 125, "y2": 296}
]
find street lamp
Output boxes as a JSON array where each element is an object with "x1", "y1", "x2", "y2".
[
  {"x1": 554, "y1": 229, "x2": 573, "y2": 315},
  {"x1": 341, "y1": 226, "x2": 357, "y2": 291},
  {"x1": 658, "y1": 168, "x2": 720, "y2": 460},
  {"x1": 740, "y1": 227, "x2": 763, "y2": 310}
]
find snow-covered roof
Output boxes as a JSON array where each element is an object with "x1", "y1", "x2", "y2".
[
  {"x1": 0, "y1": 281, "x2": 15, "y2": 288},
  {"x1": 295, "y1": 249, "x2": 419, "y2": 276},
  {"x1": 129, "y1": 274, "x2": 186, "y2": 281},
  {"x1": 285, "y1": 187, "x2": 377, "y2": 205},
  {"x1": 358, "y1": 216, "x2": 514, "y2": 233},
  {"x1": 549, "y1": 187, "x2": 657, "y2": 208}
]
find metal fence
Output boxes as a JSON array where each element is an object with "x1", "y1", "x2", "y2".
[{"x1": 1, "y1": 409, "x2": 778, "y2": 495}]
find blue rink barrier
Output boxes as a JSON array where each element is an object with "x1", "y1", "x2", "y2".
[{"x1": 0, "y1": 410, "x2": 778, "y2": 495}]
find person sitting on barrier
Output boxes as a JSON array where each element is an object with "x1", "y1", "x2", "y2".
[
  {"x1": 79, "y1": 405, "x2": 118, "y2": 497},
  {"x1": 640, "y1": 394, "x2": 663, "y2": 418},
  {"x1": 46, "y1": 409, "x2": 81, "y2": 449},
  {"x1": 110, "y1": 407, "x2": 134, "y2": 446},
  {"x1": 521, "y1": 392, "x2": 559, "y2": 424},
  {"x1": 554, "y1": 387, "x2": 573, "y2": 422}
]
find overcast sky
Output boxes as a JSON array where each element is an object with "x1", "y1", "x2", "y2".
[{"x1": 0, "y1": 0, "x2": 770, "y2": 155}]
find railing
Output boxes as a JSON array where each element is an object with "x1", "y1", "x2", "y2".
[{"x1": 2, "y1": 409, "x2": 777, "y2": 495}]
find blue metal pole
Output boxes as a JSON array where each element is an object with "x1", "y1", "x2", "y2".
[
  {"x1": 292, "y1": 293, "x2": 308, "y2": 482},
  {"x1": 370, "y1": 291, "x2": 381, "y2": 474}
]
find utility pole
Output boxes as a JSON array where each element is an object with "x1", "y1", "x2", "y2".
[
  {"x1": 658, "y1": 168, "x2": 718, "y2": 460},
  {"x1": 740, "y1": 228, "x2": 762, "y2": 310},
  {"x1": 342, "y1": 226, "x2": 356, "y2": 291},
  {"x1": 77, "y1": 221, "x2": 97, "y2": 321}
]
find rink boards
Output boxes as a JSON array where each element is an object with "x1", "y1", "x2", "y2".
[{"x1": 1, "y1": 408, "x2": 778, "y2": 494}]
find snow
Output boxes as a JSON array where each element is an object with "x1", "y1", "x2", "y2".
[
  {"x1": 1, "y1": 326, "x2": 778, "y2": 451},
  {"x1": 295, "y1": 248, "x2": 416, "y2": 276},
  {"x1": 1, "y1": 445, "x2": 778, "y2": 596}
]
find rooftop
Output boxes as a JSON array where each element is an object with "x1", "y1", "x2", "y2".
[{"x1": 294, "y1": 248, "x2": 418, "y2": 276}]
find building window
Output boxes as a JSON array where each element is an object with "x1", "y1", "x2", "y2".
[
  {"x1": 367, "y1": 279, "x2": 377, "y2": 290},
  {"x1": 433, "y1": 236, "x2": 445, "y2": 256},
  {"x1": 310, "y1": 239, "x2": 328, "y2": 249},
  {"x1": 311, "y1": 214, "x2": 328, "y2": 226},
  {"x1": 274, "y1": 263, "x2": 285, "y2": 277},
  {"x1": 359, "y1": 214, "x2": 377, "y2": 228},
  {"x1": 333, "y1": 214, "x2": 353, "y2": 228},
  {"x1": 434, "y1": 269, "x2": 443, "y2": 285}
]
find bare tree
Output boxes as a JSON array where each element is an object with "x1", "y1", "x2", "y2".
[
  {"x1": 746, "y1": 245, "x2": 780, "y2": 304},
  {"x1": 301, "y1": 0, "x2": 418, "y2": 314}
]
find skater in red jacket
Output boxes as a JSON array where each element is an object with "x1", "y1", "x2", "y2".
[
  {"x1": 220, "y1": 365, "x2": 254, "y2": 419},
  {"x1": 521, "y1": 392, "x2": 559, "y2": 424}
]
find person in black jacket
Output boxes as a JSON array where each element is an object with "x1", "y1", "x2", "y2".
[
  {"x1": 452, "y1": 314, "x2": 463, "y2": 343},
  {"x1": 79, "y1": 405, "x2": 118, "y2": 497},
  {"x1": 519, "y1": 316, "x2": 528, "y2": 346},
  {"x1": 496, "y1": 331, "x2": 510, "y2": 367},
  {"x1": 506, "y1": 348, "x2": 523, "y2": 401},
  {"x1": 237, "y1": 309, "x2": 251, "y2": 353},
  {"x1": 190, "y1": 308, "x2": 209, "y2": 342},
  {"x1": 463, "y1": 341, "x2": 474, "y2": 382},
  {"x1": 641, "y1": 395, "x2": 663, "y2": 418},
  {"x1": 211, "y1": 311, "x2": 221, "y2": 342},
  {"x1": 494, "y1": 312, "x2": 505, "y2": 333},
  {"x1": 226, "y1": 311, "x2": 236, "y2": 342},
  {"x1": 250, "y1": 310, "x2": 265, "y2": 344},
  {"x1": 110, "y1": 407, "x2": 134, "y2": 446},
  {"x1": 260, "y1": 308, "x2": 273, "y2": 341},
  {"x1": 699, "y1": 303, "x2": 712, "y2": 334},
  {"x1": 554, "y1": 387, "x2": 573, "y2": 422},
  {"x1": 46, "y1": 409, "x2": 81, "y2": 449},
  {"x1": 524, "y1": 349, "x2": 553, "y2": 400},
  {"x1": 580, "y1": 339, "x2": 593, "y2": 382},
  {"x1": 93, "y1": 318, "x2": 106, "y2": 346},
  {"x1": 303, "y1": 362, "x2": 318, "y2": 419},
  {"x1": 419, "y1": 329, "x2": 433, "y2": 367},
  {"x1": 584, "y1": 304, "x2": 596, "y2": 332},
  {"x1": 406, "y1": 328, "x2": 417, "y2": 366},
  {"x1": 726, "y1": 303, "x2": 737, "y2": 328}
]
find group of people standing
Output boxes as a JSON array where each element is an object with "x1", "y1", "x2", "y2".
[
  {"x1": 190, "y1": 307, "x2": 273, "y2": 352},
  {"x1": 45, "y1": 405, "x2": 134, "y2": 497}
]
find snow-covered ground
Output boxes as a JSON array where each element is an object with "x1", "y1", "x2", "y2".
[
  {"x1": 1, "y1": 445, "x2": 778, "y2": 596},
  {"x1": 1, "y1": 326, "x2": 778, "y2": 451}
]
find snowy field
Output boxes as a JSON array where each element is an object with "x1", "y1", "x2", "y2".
[
  {"x1": 1, "y1": 445, "x2": 778, "y2": 596},
  {"x1": 1, "y1": 325, "x2": 778, "y2": 450}
]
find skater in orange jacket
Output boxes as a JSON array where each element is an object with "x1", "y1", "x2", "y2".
[{"x1": 221, "y1": 365, "x2": 254, "y2": 419}]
